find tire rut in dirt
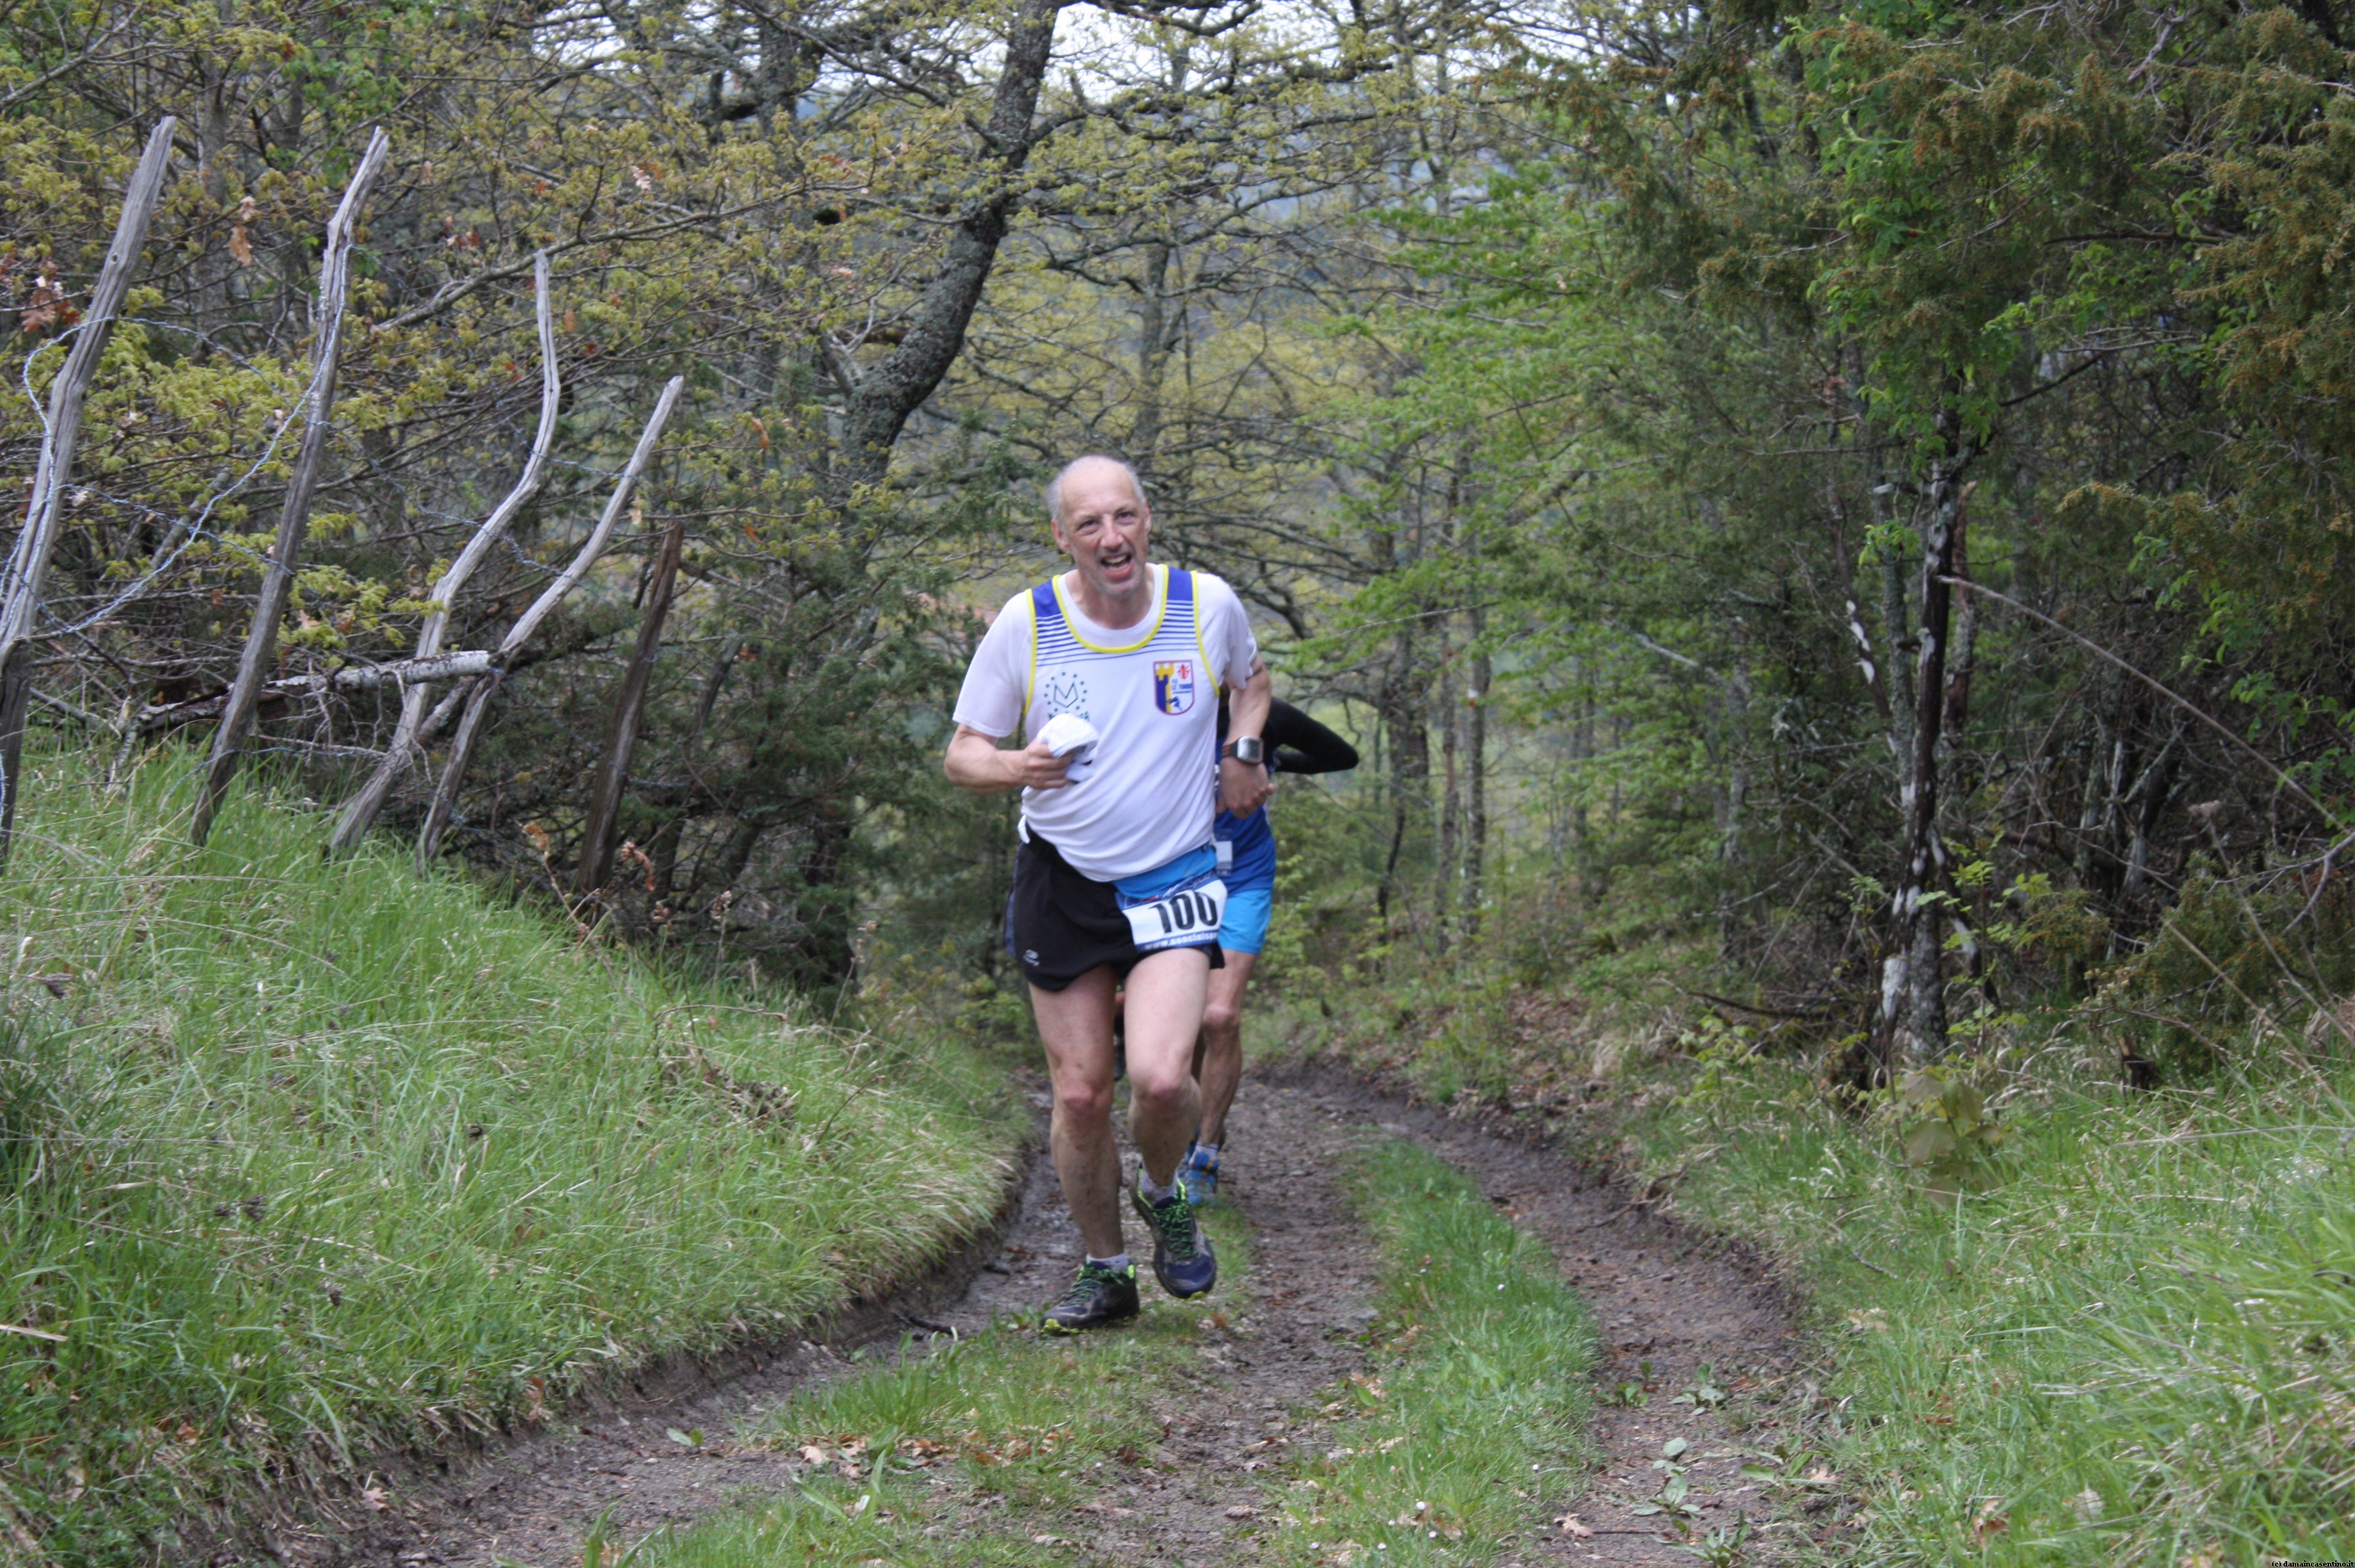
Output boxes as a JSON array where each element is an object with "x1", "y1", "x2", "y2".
[
  {"x1": 1025, "y1": 1078, "x2": 1386, "y2": 1564},
  {"x1": 318, "y1": 1124, "x2": 1037, "y2": 1568}
]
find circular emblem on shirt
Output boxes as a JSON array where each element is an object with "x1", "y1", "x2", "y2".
[{"x1": 1043, "y1": 670, "x2": 1090, "y2": 719}]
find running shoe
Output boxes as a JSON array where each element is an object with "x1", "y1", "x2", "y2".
[
  {"x1": 1131, "y1": 1174, "x2": 1217, "y2": 1299},
  {"x1": 1177, "y1": 1141, "x2": 1219, "y2": 1206},
  {"x1": 1042, "y1": 1259, "x2": 1140, "y2": 1335}
]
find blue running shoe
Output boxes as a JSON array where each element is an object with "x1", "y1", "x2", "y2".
[
  {"x1": 1131, "y1": 1173, "x2": 1216, "y2": 1300},
  {"x1": 1177, "y1": 1142, "x2": 1219, "y2": 1206}
]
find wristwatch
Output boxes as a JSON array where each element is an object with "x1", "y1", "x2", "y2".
[{"x1": 1223, "y1": 735, "x2": 1264, "y2": 765}]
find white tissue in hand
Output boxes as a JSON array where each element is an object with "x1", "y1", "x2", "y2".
[
  {"x1": 1037, "y1": 712, "x2": 1099, "y2": 757},
  {"x1": 1036, "y1": 712, "x2": 1097, "y2": 783}
]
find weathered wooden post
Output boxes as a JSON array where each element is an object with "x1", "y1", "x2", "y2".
[
  {"x1": 0, "y1": 117, "x2": 176, "y2": 868},
  {"x1": 573, "y1": 513, "x2": 686, "y2": 901},
  {"x1": 328, "y1": 250, "x2": 560, "y2": 855},
  {"x1": 415, "y1": 374, "x2": 685, "y2": 867},
  {"x1": 192, "y1": 127, "x2": 390, "y2": 847}
]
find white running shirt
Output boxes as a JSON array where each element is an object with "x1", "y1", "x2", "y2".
[{"x1": 954, "y1": 564, "x2": 1258, "y2": 880}]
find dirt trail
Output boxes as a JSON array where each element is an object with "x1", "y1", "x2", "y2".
[
  {"x1": 1277, "y1": 1073, "x2": 1803, "y2": 1565},
  {"x1": 324, "y1": 1070, "x2": 1798, "y2": 1568}
]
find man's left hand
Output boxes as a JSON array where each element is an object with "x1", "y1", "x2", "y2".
[{"x1": 1219, "y1": 756, "x2": 1274, "y2": 817}]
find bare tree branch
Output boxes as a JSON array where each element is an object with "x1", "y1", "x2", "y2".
[{"x1": 330, "y1": 250, "x2": 561, "y2": 854}]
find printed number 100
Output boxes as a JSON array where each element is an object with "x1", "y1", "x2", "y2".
[{"x1": 1155, "y1": 892, "x2": 1215, "y2": 933}]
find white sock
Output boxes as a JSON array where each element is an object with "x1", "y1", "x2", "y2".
[
  {"x1": 1139, "y1": 1168, "x2": 1178, "y2": 1203},
  {"x1": 1193, "y1": 1142, "x2": 1220, "y2": 1165},
  {"x1": 1087, "y1": 1252, "x2": 1130, "y2": 1272}
]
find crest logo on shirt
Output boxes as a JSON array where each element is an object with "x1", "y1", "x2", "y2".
[
  {"x1": 1153, "y1": 660, "x2": 1197, "y2": 716},
  {"x1": 1043, "y1": 671, "x2": 1089, "y2": 719}
]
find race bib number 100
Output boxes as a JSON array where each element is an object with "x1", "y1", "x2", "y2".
[{"x1": 1123, "y1": 878, "x2": 1227, "y2": 950}]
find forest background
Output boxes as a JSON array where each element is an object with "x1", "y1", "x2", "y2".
[{"x1": 8, "y1": 0, "x2": 2355, "y2": 1104}]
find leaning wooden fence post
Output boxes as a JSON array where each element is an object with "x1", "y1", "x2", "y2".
[
  {"x1": 191, "y1": 127, "x2": 390, "y2": 847},
  {"x1": 573, "y1": 513, "x2": 686, "y2": 902},
  {"x1": 415, "y1": 374, "x2": 685, "y2": 868},
  {"x1": 0, "y1": 117, "x2": 176, "y2": 869},
  {"x1": 328, "y1": 249, "x2": 560, "y2": 856}
]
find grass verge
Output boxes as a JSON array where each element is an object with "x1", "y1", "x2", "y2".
[
  {"x1": 1261, "y1": 1139, "x2": 1598, "y2": 1567},
  {"x1": 1279, "y1": 969, "x2": 2355, "y2": 1565},
  {"x1": 1627, "y1": 1052, "x2": 2355, "y2": 1566},
  {"x1": 1, "y1": 750, "x2": 1021, "y2": 1566},
  {"x1": 626, "y1": 1211, "x2": 1251, "y2": 1567}
]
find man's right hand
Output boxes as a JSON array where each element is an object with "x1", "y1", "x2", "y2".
[
  {"x1": 1009, "y1": 734, "x2": 1075, "y2": 792},
  {"x1": 946, "y1": 723, "x2": 1071, "y2": 794}
]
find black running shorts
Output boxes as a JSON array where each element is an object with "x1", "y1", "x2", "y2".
[{"x1": 1007, "y1": 834, "x2": 1226, "y2": 992}]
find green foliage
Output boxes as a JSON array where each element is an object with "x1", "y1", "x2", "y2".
[
  {"x1": 1253, "y1": 771, "x2": 1390, "y2": 997},
  {"x1": 1675, "y1": 1014, "x2": 1760, "y2": 1113},
  {"x1": 1894, "y1": 1064, "x2": 2006, "y2": 1186},
  {"x1": 1981, "y1": 871, "x2": 2110, "y2": 975},
  {"x1": 2087, "y1": 860, "x2": 2355, "y2": 1081},
  {"x1": 0, "y1": 749, "x2": 1018, "y2": 1563}
]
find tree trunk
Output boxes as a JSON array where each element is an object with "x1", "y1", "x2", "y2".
[
  {"x1": 1717, "y1": 664, "x2": 1750, "y2": 959},
  {"x1": 834, "y1": 0, "x2": 1063, "y2": 489},
  {"x1": 1376, "y1": 632, "x2": 1428, "y2": 930},
  {"x1": 1850, "y1": 355, "x2": 1914, "y2": 770},
  {"x1": 1463, "y1": 636, "x2": 1489, "y2": 946},
  {"x1": 1433, "y1": 656, "x2": 1459, "y2": 958},
  {"x1": 1888, "y1": 415, "x2": 1977, "y2": 1065},
  {"x1": 574, "y1": 516, "x2": 686, "y2": 901},
  {"x1": 193, "y1": 129, "x2": 390, "y2": 847},
  {"x1": 1129, "y1": 239, "x2": 1176, "y2": 468}
]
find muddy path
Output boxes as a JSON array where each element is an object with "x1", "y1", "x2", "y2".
[{"x1": 321, "y1": 1069, "x2": 1801, "y2": 1568}]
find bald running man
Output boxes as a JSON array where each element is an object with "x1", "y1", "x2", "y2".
[{"x1": 946, "y1": 455, "x2": 1271, "y2": 1332}]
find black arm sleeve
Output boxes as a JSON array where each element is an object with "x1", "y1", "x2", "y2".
[{"x1": 1265, "y1": 698, "x2": 1360, "y2": 776}]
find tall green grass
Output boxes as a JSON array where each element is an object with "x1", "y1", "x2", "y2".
[
  {"x1": 1627, "y1": 1054, "x2": 2355, "y2": 1566},
  {"x1": 0, "y1": 750, "x2": 1020, "y2": 1565}
]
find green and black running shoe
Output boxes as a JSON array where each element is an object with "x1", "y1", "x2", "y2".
[
  {"x1": 1131, "y1": 1176, "x2": 1217, "y2": 1299},
  {"x1": 1042, "y1": 1259, "x2": 1140, "y2": 1335}
]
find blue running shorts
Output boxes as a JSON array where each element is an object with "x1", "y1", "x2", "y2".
[{"x1": 1219, "y1": 880, "x2": 1274, "y2": 955}]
